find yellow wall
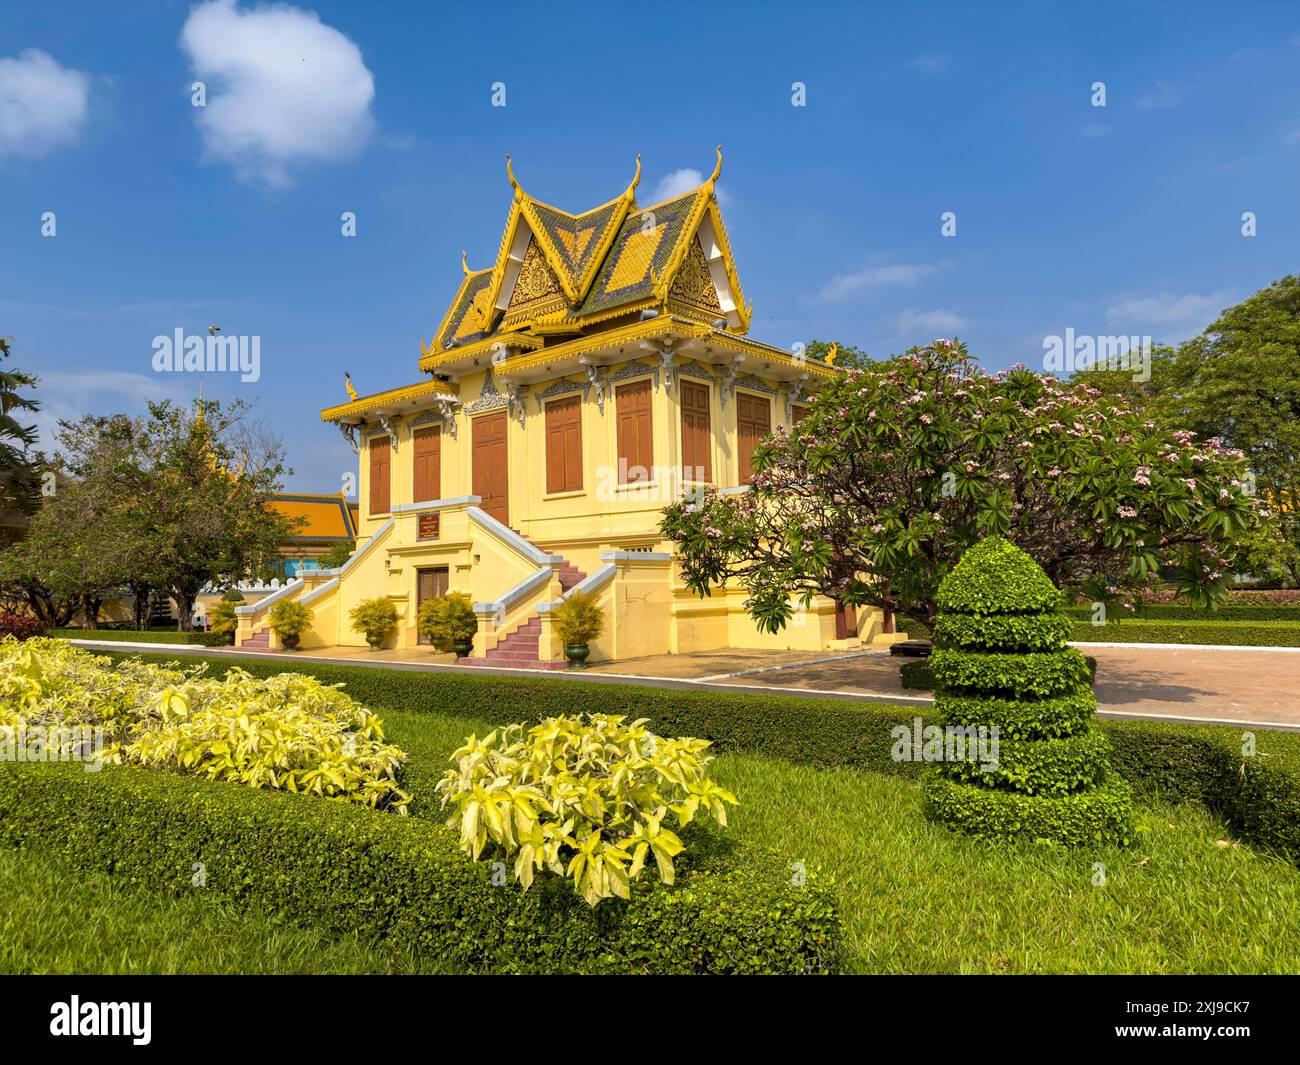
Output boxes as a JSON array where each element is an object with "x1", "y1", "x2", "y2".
[{"x1": 268, "y1": 357, "x2": 876, "y2": 657}]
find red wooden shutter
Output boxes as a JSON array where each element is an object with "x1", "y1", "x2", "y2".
[
  {"x1": 412, "y1": 425, "x2": 441, "y2": 503},
  {"x1": 472, "y1": 411, "x2": 509, "y2": 525},
  {"x1": 616, "y1": 379, "x2": 653, "y2": 484},
  {"x1": 737, "y1": 392, "x2": 771, "y2": 484},
  {"x1": 679, "y1": 380, "x2": 712, "y2": 482},
  {"x1": 368, "y1": 434, "x2": 391, "y2": 514},
  {"x1": 545, "y1": 395, "x2": 583, "y2": 494}
]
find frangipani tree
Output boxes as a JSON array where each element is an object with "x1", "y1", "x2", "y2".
[{"x1": 661, "y1": 340, "x2": 1258, "y2": 629}]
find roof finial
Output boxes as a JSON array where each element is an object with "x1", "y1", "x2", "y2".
[
  {"x1": 624, "y1": 154, "x2": 642, "y2": 201},
  {"x1": 707, "y1": 145, "x2": 723, "y2": 187},
  {"x1": 461, "y1": 249, "x2": 472, "y2": 276},
  {"x1": 506, "y1": 153, "x2": 523, "y2": 202},
  {"x1": 345, "y1": 371, "x2": 357, "y2": 401},
  {"x1": 195, "y1": 382, "x2": 205, "y2": 428}
]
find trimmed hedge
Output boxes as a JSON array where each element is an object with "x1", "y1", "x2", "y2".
[
  {"x1": 0, "y1": 762, "x2": 839, "y2": 975},
  {"x1": 925, "y1": 536, "x2": 1131, "y2": 846},
  {"x1": 939, "y1": 729, "x2": 1114, "y2": 796},
  {"x1": 929, "y1": 647, "x2": 1092, "y2": 697},
  {"x1": 53, "y1": 628, "x2": 222, "y2": 646},
  {"x1": 933, "y1": 612, "x2": 1073, "y2": 652},
  {"x1": 1071, "y1": 620, "x2": 1300, "y2": 647},
  {"x1": 1065, "y1": 604, "x2": 1300, "y2": 622},
  {"x1": 106, "y1": 652, "x2": 1300, "y2": 866},
  {"x1": 899, "y1": 660, "x2": 935, "y2": 690},
  {"x1": 924, "y1": 774, "x2": 1135, "y2": 846}
]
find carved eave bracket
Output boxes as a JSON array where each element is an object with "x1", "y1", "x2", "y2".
[
  {"x1": 337, "y1": 422, "x2": 359, "y2": 454},
  {"x1": 506, "y1": 383, "x2": 530, "y2": 428}
]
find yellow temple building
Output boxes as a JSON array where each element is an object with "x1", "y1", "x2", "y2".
[{"x1": 235, "y1": 150, "x2": 901, "y2": 666}]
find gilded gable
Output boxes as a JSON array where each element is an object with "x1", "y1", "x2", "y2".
[{"x1": 668, "y1": 234, "x2": 722, "y2": 317}]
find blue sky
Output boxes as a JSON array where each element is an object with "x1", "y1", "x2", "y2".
[{"x1": 2, "y1": 0, "x2": 1298, "y2": 492}]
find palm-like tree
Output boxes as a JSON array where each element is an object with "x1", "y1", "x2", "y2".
[{"x1": 0, "y1": 337, "x2": 40, "y2": 542}]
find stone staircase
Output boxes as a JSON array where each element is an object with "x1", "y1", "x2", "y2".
[
  {"x1": 240, "y1": 628, "x2": 271, "y2": 651},
  {"x1": 462, "y1": 532, "x2": 587, "y2": 670}
]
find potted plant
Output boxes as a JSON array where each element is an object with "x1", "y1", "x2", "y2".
[
  {"x1": 417, "y1": 591, "x2": 477, "y2": 659},
  {"x1": 269, "y1": 599, "x2": 313, "y2": 651},
  {"x1": 350, "y1": 597, "x2": 398, "y2": 650},
  {"x1": 207, "y1": 594, "x2": 243, "y2": 646},
  {"x1": 552, "y1": 590, "x2": 603, "y2": 669}
]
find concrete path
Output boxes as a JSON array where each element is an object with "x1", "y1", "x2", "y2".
[{"x1": 68, "y1": 638, "x2": 1300, "y2": 731}]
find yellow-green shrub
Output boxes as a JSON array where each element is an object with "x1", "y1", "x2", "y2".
[
  {"x1": 0, "y1": 637, "x2": 409, "y2": 813},
  {"x1": 435, "y1": 713, "x2": 736, "y2": 906}
]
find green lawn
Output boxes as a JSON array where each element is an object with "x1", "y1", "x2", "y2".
[
  {"x1": 7, "y1": 694, "x2": 1300, "y2": 974},
  {"x1": 381, "y1": 708, "x2": 1300, "y2": 974},
  {"x1": 0, "y1": 848, "x2": 434, "y2": 974}
]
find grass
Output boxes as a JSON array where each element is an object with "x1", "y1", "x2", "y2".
[
  {"x1": 379, "y1": 707, "x2": 1300, "y2": 974},
  {"x1": 0, "y1": 848, "x2": 435, "y2": 974},
  {"x1": 50, "y1": 628, "x2": 214, "y2": 645},
  {"x1": 7, "y1": 651, "x2": 1300, "y2": 974}
]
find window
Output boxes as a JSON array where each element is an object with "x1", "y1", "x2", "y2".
[
  {"x1": 368, "y1": 434, "x2": 391, "y2": 514},
  {"x1": 412, "y1": 425, "x2": 441, "y2": 503},
  {"x1": 737, "y1": 392, "x2": 771, "y2": 484},
  {"x1": 616, "y1": 378, "x2": 653, "y2": 484},
  {"x1": 679, "y1": 380, "x2": 712, "y2": 482},
  {"x1": 545, "y1": 394, "x2": 584, "y2": 494},
  {"x1": 792, "y1": 404, "x2": 811, "y2": 426}
]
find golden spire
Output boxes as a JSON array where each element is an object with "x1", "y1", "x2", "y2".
[
  {"x1": 623, "y1": 154, "x2": 642, "y2": 202},
  {"x1": 345, "y1": 371, "x2": 357, "y2": 401},
  {"x1": 506, "y1": 153, "x2": 523, "y2": 203},
  {"x1": 706, "y1": 145, "x2": 723, "y2": 190},
  {"x1": 195, "y1": 382, "x2": 205, "y2": 428}
]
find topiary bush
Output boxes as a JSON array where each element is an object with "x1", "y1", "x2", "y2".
[
  {"x1": 350, "y1": 597, "x2": 399, "y2": 649},
  {"x1": 923, "y1": 536, "x2": 1133, "y2": 845}
]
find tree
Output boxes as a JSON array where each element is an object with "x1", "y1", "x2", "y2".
[
  {"x1": 922, "y1": 536, "x2": 1133, "y2": 845},
  {"x1": 4, "y1": 399, "x2": 298, "y2": 631},
  {"x1": 125, "y1": 398, "x2": 298, "y2": 630},
  {"x1": 0, "y1": 336, "x2": 40, "y2": 546},
  {"x1": 318, "y1": 539, "x2": 356, "y2": 570},
  {"x1": 1144, "y1": 276, "x2": 1300, "y2": 585},
  {"x1": 662, "y1": 340, "x2": 1258, "y2": 630}
]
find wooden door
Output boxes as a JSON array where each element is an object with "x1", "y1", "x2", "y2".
[
  {"x1": 412, "y1": 425, "x2": 441, "y2": 503},
  {"x1": 737, "y1": 392, "x2": 771, "y2": 483},
  {"x1": 679, "y1": 380, "x2": 712, "y2": 483},
  {"x1": 616, "y1": 378, "x2": 653, "y2": 484},
  {"x1": 472, "y1": 410, "x2": 509, "y2": 525},
  {"x1": 368, "y1": 434, "x2": 391, "y2": 515},
  {"x1": 416, "y1": 567, "x2": 449, "y2": 644},
  {"x1": 834, "y1": 600, "x2": 858, "y2": 640},
  {"x1": 544, "y1": 395, "x2": 583, "y2": 494}
]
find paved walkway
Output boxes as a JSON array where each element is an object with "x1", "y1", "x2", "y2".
[{"x1": 70, "y1": 639, "x2": 1300, "y2": 731}]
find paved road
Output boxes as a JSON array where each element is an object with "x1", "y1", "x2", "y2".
[{"x1": 70, "y1": 639, "x2": 1300, "y2": 731}]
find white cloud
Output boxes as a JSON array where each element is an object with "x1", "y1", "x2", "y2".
[
  {"x1": 896, "y1": 308, "x2": 968, "y2": 337},
  {"x1": 180, "y1": 0, "x2": 375, "y2": 188},
  {"x1": 811, "y1": 260, "x2": 948, "y2": 304},
  {"x1": 1137, "y1": 81, "x2": 1180, "y2": 110},
  {"x1": 905, "y1": 53, "x2": 950, "y2": 75},
  {"x1": 0, "y1": 49, "x2": 90, "y2": 157},
  {"x1": 1105, "y1": 290, "x2": 1234, "y2": 340},
  {"x1": 647, "y1": 165, "x2": 731, "y2": 206},
  {"x1": 29, "y1": 371, "x2": 190, "y2": 453}
]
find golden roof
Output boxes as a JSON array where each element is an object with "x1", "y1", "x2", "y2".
[
  {"x1": 266, "y1": 493, "x2": 359, "y2": 541},
  {"x1": 424, "y1": 149, "x2": 751, "y2": 365}
]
